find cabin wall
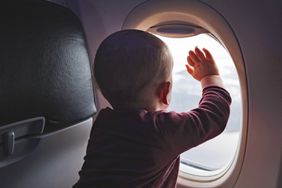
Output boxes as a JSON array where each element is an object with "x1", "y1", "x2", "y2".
[{"x1": 201, "y1": 1, "x2": 282, "y2": 187}]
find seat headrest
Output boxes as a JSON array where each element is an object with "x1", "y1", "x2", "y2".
[{"x1": 0, "y1": 0, "x2": 96, "y2": 132}]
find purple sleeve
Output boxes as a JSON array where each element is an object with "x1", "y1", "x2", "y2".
[{"x1": 153, "y1": 86, "x2": 232, "y2": 156}]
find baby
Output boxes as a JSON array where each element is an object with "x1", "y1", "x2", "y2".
[{"x1": 74, "y1": 29, "x2": 231, "y2": 188}]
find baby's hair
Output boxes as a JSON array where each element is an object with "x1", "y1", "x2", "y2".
[{"x1": 94, "y1": 29, "x2": 173, "y2": 108}]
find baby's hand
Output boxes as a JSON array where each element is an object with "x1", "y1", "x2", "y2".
[{"x1": 186, "y1": 47, "x2": 219, "y2": 81}]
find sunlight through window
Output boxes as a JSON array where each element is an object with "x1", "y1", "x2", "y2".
[{"x1": 155, "y1": 34, "x2": 242, "y2": 176}]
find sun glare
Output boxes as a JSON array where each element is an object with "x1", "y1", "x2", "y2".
[{"x1": 155, "y1": 33, "x2": 242, "y2": 175}]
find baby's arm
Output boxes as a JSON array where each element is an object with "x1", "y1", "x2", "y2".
[{"x1": 153, "y1": 47, "x2": 231, "y2": 156}]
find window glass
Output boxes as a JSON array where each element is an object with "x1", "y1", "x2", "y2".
[{"x1": 155, "y1": 34, "x2": 242, "y2": 176}]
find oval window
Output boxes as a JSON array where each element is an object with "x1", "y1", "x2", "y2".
[{"x1": 155, "y1": 33, "x2": 243, "y2": 176}]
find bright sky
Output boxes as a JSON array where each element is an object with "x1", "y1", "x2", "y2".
[
  {"x1": 155, "y1": 34, "x2": 241, "y2": 102},
  {"x1": 154, "y1": 34, "x2": 243, "y2": 173}
]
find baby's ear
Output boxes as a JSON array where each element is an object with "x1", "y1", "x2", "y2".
[{"x1": 158, "y1": 81, "x2": 171, "y2": 105}]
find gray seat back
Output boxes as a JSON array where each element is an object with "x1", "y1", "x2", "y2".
[{"x1": 0, "y1": 1, "x2": 96, "y2": 187}]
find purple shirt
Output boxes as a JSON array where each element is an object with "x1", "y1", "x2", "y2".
[{"x1": 74, "y1": 86, "x2": 231, "y2": 188}]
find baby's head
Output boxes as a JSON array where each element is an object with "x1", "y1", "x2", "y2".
[{"x1": 94, "y1": 29, "x2": 173, "y2": 111}]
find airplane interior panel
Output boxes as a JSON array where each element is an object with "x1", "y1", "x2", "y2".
[{"x1": 0, "y1": 0, "x2": 281, "y2": 188}]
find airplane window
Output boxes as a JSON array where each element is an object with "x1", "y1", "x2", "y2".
[{"x1": 155, "y1": 34, "x2": 242, "y2": 176}]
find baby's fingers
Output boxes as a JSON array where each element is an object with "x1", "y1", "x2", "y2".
[
  {"x1": 185, "y1": 64, "x2": 194, "y2": 75},
  {"x1": 189, "y1": 50, "x2": 200, "y2": 64},
  {"x1": 195, "y1": 47, "x2": 205, "y2": 61},
  {"x1": 203, "y1": 48, "x2": 214, "y2": 62},
  {"x1": 187, "y1": 56, "x2": 195, "y2": 66}
]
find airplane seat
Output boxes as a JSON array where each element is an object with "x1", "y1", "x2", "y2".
[{"x1": 0, "y1": 1, "x2": 96, "y2": 188}]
